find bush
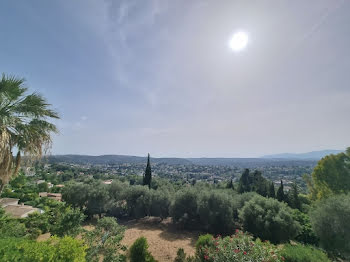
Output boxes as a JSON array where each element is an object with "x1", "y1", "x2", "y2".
[
  {"x1": 124, "y1": 186, "x2": 151, "y2": 218},
  {"x1": 150, "y1": 189, "x2": 171, "y2": 219},
  {"x1": 197, "y1": 191, "x2": 235, "y2": 234},
  {"x1": 0, "y1": 236, "x2": 86, "y2": 262},
  {"x1": 0, "y1": 208, "x2": 27, "y2": 238},
  {"x1": 129, "y1": 237, "x2": 157, "y2": 262},
  {"x1": 195, "y1": 230, "x2": 284, "y2": 262},
  {"x1": 280, "y1": 244, "x2": 330, "y2": 262},
  {"x1": 174, "y1": 248, "x2": 186, "y2": 262},
  {"x1": 238, "y1": 195, "x2": 301, "y2": 243},
  {"x1": 196, "y1": 234, "x2": 215, "y2": 259},
  {"x1": 292, "y1": 209, "x2": 318, "y2": 245},
  {"x1": 170, "y1": 189, "x2": 199, "y2": 228},
  {"x1": 310, "y1": 194, "x2": 350, "y2": 259},
  {"x1": 84, "y1": 217, "x2": 126, "y2": 262}
]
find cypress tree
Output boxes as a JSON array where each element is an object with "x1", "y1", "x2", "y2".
[
  {"x1": 289, "y1": 182, "x2": 301, "y2": 210},
  {"x1": 268, "y1": 182, "x2": 275, "y2": 198},
  {"x1": 143, "y1": 153, "x2": 152, "y2": 189},
  {"x1": 276, "y1": 180, "x2": 285, "y2": 202},
  {"x1": 238, "y1": 169, "x2": 250, "y2": 193},
  {"x1": 227, "y1": 178, "x2": 234, "y2": 189}
]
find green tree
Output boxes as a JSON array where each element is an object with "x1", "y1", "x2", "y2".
[
  {"x1": 239, "y1": 195, "x2": 301, "y2": 243},
  {"x1": 288, "y1": 182, "x2": 301, "y2": 210},
  {"x1": 237, "y1": 169, "x2": 250, "y2": 193},
  {"x1": 129, "y1": 237, "x2": 157, "y2": 262},
  {"x1": 149, "y1": 189, "x2": 171, "y2": 219},
  {"x1": 62, "y1": 182, "x2": 88, "y2": 209},
  {"x1": 276, "y1": 180, "x2": 285, "y2": 202},
  {"x1": 0, "y1": 207, "x2": 27, "y2": 237},
  {"x1": 310, "y1": 194, "x2": 350, "y2": 259},
  {"x1": 48, "y1": 205, "x2": 85, "y2": 237},
  {"x1": 143, "y1": 153, "x2": 152, "y2": 189},
  {"x1": 197, "y1": 191, "x2": 235, "y2": 234},
  {"x1": 0, "y1": 236, "x2": 86, "y2": 262},
  {"x1": 38, "y1": 181, "x2": 49, "y2": 192},
  {"x1": 226, "y1": 178, "x2": 234, "y2": 189},
  {"x1": 268, "y1": 182, "x2": 275, "y2": 198},
  {"x1": 309, "y1": 148, "x2": 350, "y2": 200},
  {"x1": 170, "y1": 189, "x2": 199, "y2": 229},
  {"x1": 84, "y1": 217, "x2": 126, "y2": 262},
  {"x1": 0, "y1": 74, "x2": 59, "y2": 193}
]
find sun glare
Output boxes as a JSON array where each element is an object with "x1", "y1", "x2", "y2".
[{"x1": 229, "y1": 31, "x2": 248, "y2": 52}]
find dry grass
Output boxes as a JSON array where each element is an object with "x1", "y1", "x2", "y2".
[{"x1": 121, "y1": 217, "x2": 199, "y2": 262}]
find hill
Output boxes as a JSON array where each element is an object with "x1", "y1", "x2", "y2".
[
  {"x1": 262, "y1": 149, "x2": 343, "y2": 160},
  {"x1": 45, "y1": 154, "x2": 317, "y2": 167}
]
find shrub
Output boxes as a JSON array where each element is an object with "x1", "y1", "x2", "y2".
[
  {"x1": 170, "y1": 189, "x2": 199, "y2": 228},
  {"x1": 129, "y1": 237, "x2": 157, "y2": 262},
  {"x1": 197, "y1": 191, "x2": 235, "y2": 234},
  {"x1": 196, "y1": 234, "x2": 215, "y2": 259},
  {"x1": 124, "y1": 186, "x2": 151, "y2": 218},
  {"x1": 292, "y1": 209, "x2": 318, "y2": 245},
  {"x1": 84, "y1": 217, "x2": 126, "y2": 262},
  {"x1": 310, "y1": 194, "x2": 350, "y2": 259},
  {"x1": 0, "y1": 236, "x2": 86, "y2": 262},
  {"x1": 150, "y1": 189, "x2": 171, "y2": 219},
  {"x1": 0, "y1": 208, "x2": 26, "y2": 238},
  {"x1": 239, "y1": 195, "x2": 301, "y2": 243},
  {"x1": 280, "y1": 244, "x2": 330, "y2": 262},
  {"x1": 174, "y1": 248, "x2": 186, "y2": 262},
  {"x1": 195, "y1": 230, "x2": 284, "y2": 262}
]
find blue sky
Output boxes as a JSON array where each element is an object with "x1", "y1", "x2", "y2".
[{"x1": 1, "y1": 0, "x2": 349, "y2": 157}]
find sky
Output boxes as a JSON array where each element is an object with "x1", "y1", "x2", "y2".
[{"x1": 0, "y1": 0, "x2": 349, "y2": 157}]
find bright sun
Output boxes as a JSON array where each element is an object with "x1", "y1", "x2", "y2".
[{"x1": 229, "y1": 31, "x2": 248, "y2": 52}]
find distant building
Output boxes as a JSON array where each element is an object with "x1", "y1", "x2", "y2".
[
  {"x1": 0, "y1": 198, "x2": 39, "y2": 218},
  {"x1": 103, "y1": 179, "x2": 113, "y2": 185},
  {"x1": 56, "y1": 184, "x2": 65, "y2": 188},
  {"x1": 39, "y1": 192, "x2": 62, "y2": 201}
]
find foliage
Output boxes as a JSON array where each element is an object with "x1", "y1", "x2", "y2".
[
  {"x1": 174, "y1": 248, "x2": 186, "y2": 262},
  {"x1": 239, "y1": 195, "x2": 301, "y2": 243},
  {"x1": 291, "y1": 209, "x2": 318, "y2": 245},
  {"x1": 149, "y1": 189, "x2": 171, "y2": 219},
  {"x1": 0, "y1": 207, "x2": 27, "y2": 238},
  {"x1": 48, "y1": 205, "x2": 85, "y2": 237},
  {"x1": 195, "y1": 230, "x2": 284, "y2": 262},
  {"x1": 0, "y1": 74, "x2": 59, "y2": 193},
  {"x1": 0, "y1": 236, "x2": 86, "y2": 262},
  {"x1": 310, "y1": 194, "x2": 350, "y2": 259},
  {"x1": 62, "y1": 182, "x2": 88, "y2": 209},
  {"x1": 276, "y1": 180, "x2": 285, "y2": 202},
  {"x1": 197, "y1": 191, "x2": 235, "y2": 234},
  {"x1": 143, "y1": 153, "x2": 152, "y2": 189},
  {"x1": 170, "y1": 188, "x2": 199, "y2": 229},
  {"x1": 124, "y1": 185, "x2": 151, "y2": 218},
  {"x1": 286, "y1": 182, "x2": 301, "y2": 210},
  {"x1": 268, "y1": 182, "x2": 276, "y2": 198},
  {"x1": 309, "y1": 148, "x2": 350, "y2": 200},
  {"x1": 129, "y1": 237, "x2": 157, "y2": 262},
  {"x1": 280, "y1": 244, "x2": 330, "y2": 262},
  {"x1": 84, "y1": 217, "x2": 126, "y2": 262},
  {"x1": 237, "y1": 169, "x2": 269, "y2": 196}
]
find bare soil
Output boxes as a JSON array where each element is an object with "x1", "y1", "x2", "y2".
[{"x1": 120, "y1": 217, "x2": 199, "y2": 262}]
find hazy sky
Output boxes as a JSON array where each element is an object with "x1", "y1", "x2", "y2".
[{"x1": 1, "y1": 0, "x2": 349, "y2": 157}]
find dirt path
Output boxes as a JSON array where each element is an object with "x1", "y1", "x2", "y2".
[{"x1": 121, "y1": 217, "x2": 198, "y2": 262}]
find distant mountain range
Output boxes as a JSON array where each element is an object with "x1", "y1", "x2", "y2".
[{"x1": 262, "y1": 149, "x2": 343, "y2": 160}]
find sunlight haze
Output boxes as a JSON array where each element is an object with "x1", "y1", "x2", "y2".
[{"x1": 0, "y1": 0, "x2": 349, "y2": 157}]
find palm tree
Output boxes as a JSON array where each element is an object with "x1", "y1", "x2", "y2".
[{"x1": 0, "y1": 74, "x2": 59, "y2": 193}]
